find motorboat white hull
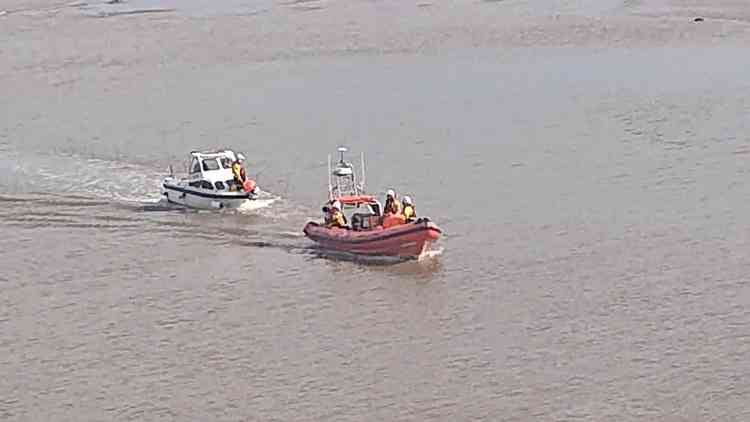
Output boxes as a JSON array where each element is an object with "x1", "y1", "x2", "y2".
[{"x1": 161, "y1": 179, "x2": 254, "y2": 210}]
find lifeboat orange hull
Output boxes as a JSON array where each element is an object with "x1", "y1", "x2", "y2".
[{"x1": 303, "y1": 220, "x2": 442, "y2": 258}]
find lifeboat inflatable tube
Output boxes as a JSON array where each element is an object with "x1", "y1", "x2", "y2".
[{"x1": 303, "y1": 218, "x2": 442, "y2": 258}]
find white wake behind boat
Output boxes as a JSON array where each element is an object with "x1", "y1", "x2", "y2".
[{"x1": 161, "y1": 150, "x2": 259, "y2": 210}]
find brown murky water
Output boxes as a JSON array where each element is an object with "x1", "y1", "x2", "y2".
[{"x1": 2, "y1": 1, "x2": 750, "y2": 420}]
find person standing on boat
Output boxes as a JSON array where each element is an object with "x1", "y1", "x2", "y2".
[
  {"x1": 383, "y1": 189, "x2": 401, "y2": 215},
  {"x1": 326, "y1": 200, "x2": 347, "y2": 229},
  {"x1": 232, "y1": 153, "x2": 247, "y2": 190},
  {"x1": 402, "y1": 196, "x2": 416, "y2": 222}
]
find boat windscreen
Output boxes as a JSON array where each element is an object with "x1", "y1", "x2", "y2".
[{"x1": 202, "y1": 159, "x2": 220, "y2": 171}]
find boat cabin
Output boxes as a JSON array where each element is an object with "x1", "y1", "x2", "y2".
[{"x1": 187, "y1": 150, "x2": 243, "y2": 191}]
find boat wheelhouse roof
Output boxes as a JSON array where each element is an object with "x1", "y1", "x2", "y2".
[
  {"x1": 190, "y1": 150, "x2": 237, "y2": 160},
  {"x1": 187, "y1": 150, "x2": 240, "y2": 176}
]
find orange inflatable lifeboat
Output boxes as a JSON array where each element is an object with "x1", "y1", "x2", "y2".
[
  {"x1": 304, "y1": 146, "x2": 442, "y2": 258},
  {"x1": 304, "y1": 218, "x2": 441, "y2": 258},
  {"x1": 304, "y1": 195, "x2": 442, "y2": 258}
]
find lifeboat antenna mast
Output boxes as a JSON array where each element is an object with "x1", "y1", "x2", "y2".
[
  {"x1": 327, "y1": 153, "x2": 333, "y2": 201},
  {"x1": 360, "y1": 152, "x2": 366, "y2": 194}
]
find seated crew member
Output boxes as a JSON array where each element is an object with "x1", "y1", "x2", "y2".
[
  {"x1": 322, "y1": 200, "x2": 334, "y2": 225},
  {"x1": 232, "y1": 153, "x2": 247, "y2": 190},
  {"x1": 383, "y1": 189, "x2": 401, "y2": 215},
  {"x1": 326, "y1": 200, "x2": 348, "y2": 229},
  {"x1": 402, "y1": 196, "x2": 416, "y2": 222}
]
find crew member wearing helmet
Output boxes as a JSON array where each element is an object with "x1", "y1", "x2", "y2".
[
  {"x1": 326, "y1": 200, "x2": 348, "y2": 229},
  {"x1": 383, "y1": 189, "x2": 401, "y2": 215},
  {"x1": 232, "y1": 153, "x2": 247, "y2": 190},
  {"x1": 322, "y1": 201, "x2": 333, "y2": 225},
  {"x1": 402, "y1": 196, "x2": 416, "y2": 222}
]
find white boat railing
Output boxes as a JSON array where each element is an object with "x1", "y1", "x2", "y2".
[{"x1": 326, "y1": 146, "x2": 368, "y2": 200}]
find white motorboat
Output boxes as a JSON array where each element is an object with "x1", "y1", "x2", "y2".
[{"x1": 161, "y1": 150, "x2": 259, "y2": 210}]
